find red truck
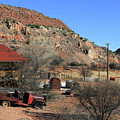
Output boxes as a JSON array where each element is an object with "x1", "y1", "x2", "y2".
[{"x1": 0, "y1": 90, "x2": 46, "y2": 109}]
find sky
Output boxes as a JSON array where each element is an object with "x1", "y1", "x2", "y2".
[{"x1": 0, "y1": 0, "x2": 120, "y2": 51}]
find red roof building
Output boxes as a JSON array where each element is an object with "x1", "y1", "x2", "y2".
[
  {"x1": 0, "y1": 44, "x2": 27, "y2": 62},
  {"x1": 55, "y1": 66, "x2": 65, "y2": 71}
]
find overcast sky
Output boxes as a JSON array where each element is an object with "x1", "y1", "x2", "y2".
[{"x1": 0, "y1": 0, "x2": 120, "y2": 51}]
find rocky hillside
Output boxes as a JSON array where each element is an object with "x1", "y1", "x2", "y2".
[
  {"x1": 0, "y1": 4, "x2": 70, "y2": 30},
  {"x1": 0, "y1": 4, "x2": 119, "y2": 66}
]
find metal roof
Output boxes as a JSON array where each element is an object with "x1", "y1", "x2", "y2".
[{"x1": 0, "y1": 44, "x2": 27, "y2": 62}]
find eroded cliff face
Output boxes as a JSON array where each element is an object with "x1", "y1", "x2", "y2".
[{"x1": 0, "y1": 20, "x2": 119, "y2": 66}]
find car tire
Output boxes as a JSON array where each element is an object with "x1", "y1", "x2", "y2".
[
  {"x1": 1, "y1": 101, "x2": 10, "y2": 107},
  {"x1": 33, "y1": 102, "x2": 43, "y2": 109}
]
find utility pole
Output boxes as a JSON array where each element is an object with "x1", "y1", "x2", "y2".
[
  {"x1": 98, "y1": 64, "x2": 101, "y2": 79},
  {"x1": 106, "y1": 43, "x2": 109, "y2": 80}
]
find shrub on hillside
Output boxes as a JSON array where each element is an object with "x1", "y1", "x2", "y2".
[
  {"x1": 27, "y1": 24, "x2": 40, "y2": 29},
  {"x1": 109, "y1": 63, "x2": 116, "y2": 69},
  {"x1": 68, "y1": 62, "x2": 87, "y2": 66},
  {"x1": 12, "y1": 19, "x2": 16, "y2": 23},
  {"x1": 63, "y1": 32, "x2": 67, "y2": 36}
]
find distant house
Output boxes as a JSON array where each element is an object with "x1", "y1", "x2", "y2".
[
  {"x1": 0, "y1": 44, "x2": 27, "y2": 70},
  {"x1": 55, "y1": 66, "x2": 65, "y2": 71}
]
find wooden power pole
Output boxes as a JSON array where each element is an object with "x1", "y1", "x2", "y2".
[
  {"x1": 106, "y1": 43, "x2": 109, "y2": 80},
  {"x1": 98, "y1": 64, "x2": 101, "y2": 79}
]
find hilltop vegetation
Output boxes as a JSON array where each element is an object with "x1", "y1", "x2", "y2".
[
  {"x1": 0, "y1": 4, "x2": 71, "y2": 30},
  {"x1": 115, "y1": 48, "x2": 120, "y2": 54}
]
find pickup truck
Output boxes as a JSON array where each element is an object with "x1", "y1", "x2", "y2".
[{"x1": 0, "y1": 90, "x2": 46, "y2": 109}]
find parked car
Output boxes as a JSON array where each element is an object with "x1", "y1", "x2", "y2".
[
  {"x1": 0, "y1": 90, "x2": 46, "y2": 109},
  {"x1": 65, "y1": 89, "x2": 72, "y2": 95}
]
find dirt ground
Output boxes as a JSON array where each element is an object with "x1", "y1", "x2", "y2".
[
  {"x1": 0, "y1": 106, "x2": 32, "y2": 120},
  {"x1": 0, "y1": 92, "x2": 118, "y2": 120},
  {"x1": 0, "y1": 90, "x2": 120, "y2": 120},
  {"x1": 0, "y1": 90, "x2": 86, "y2": 120},
  {"x1": 0, "y1": 106, "x2": 55, "y2": 120}
]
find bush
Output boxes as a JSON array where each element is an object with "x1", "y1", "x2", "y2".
[
  {"x1": 80, "y1": 37, "x2": 83, "y2": 40},
  {"x1": 26, "y1": 40, "x2": 30, "y2": 45},
  {"x1": 109, "y1": 63, "x2": 116, "y2": 69},
  {"x1": 75, "y1": 81, "x2": 120, "y2": 120},
  {"x1": 12, "y1": 19, "x2": 16, "y2": 23},
  {"x1": 63, "y1": 32, "x2": 67, "y2": 36},
  {"x1": 5, "y1": 19, "x2": 9, "y2": 24},
  {"x1": 27, "y1": 24, "x2": 40, "y2": 29},
  {"x1": 68, "y1": 62, "x2": 87, "y2": 66},
  {"x1": 52, "y1": 32, "x2": 56, "y2": 34}
]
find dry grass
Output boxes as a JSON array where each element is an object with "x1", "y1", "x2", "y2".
[
  {"x1": 92, "y1": 70, "x2": 120, "y2": 83},
  {"x1": 54, "y1": 69, "x2": 120, "y2": 83}
]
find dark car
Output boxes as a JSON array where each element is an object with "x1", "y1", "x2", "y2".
[{"x1": 65, "y1": 89, "x2": 72, "y2": 95}]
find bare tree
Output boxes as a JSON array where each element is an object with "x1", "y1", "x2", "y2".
[
  {"x1": 18, "y1": 37, "x2": 58, "y2": 90},
  {"x1": 80, "y1": 66, "x2": 93, "y2": 81},
  {"x1": 75, "y1": 81, "x2": 120, "y2": 120}
]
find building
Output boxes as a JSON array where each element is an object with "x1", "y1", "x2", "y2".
[
  {"x1": 0, "y1": 44, "x2": 27, "y2": 70},
  {"x1": 0, "y1": 44, "x2": 27, "y2": 86}
]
